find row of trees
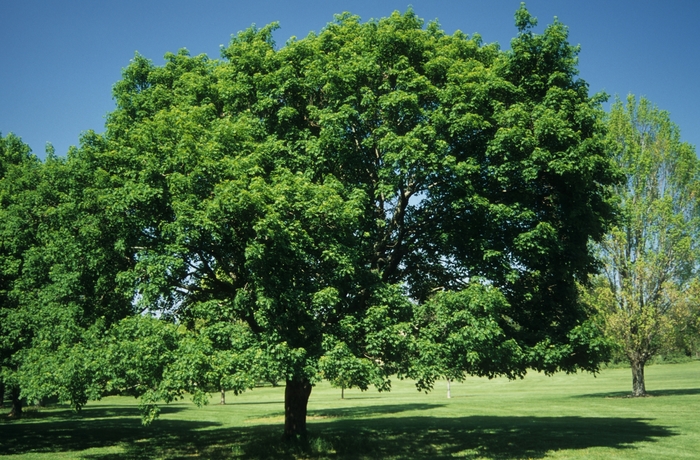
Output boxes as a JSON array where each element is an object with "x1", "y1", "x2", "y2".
[{"x1": 1, "y1": 5, "x2": 697, "y2": 435}]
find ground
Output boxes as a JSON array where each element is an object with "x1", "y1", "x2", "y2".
[{"x1": 1, "y1": 362, "x2": 699, "y2": 459}]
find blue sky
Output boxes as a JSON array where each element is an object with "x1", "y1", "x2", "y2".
[{"x1": 2, "y1": 0, "x2": 698, "y2": 158}]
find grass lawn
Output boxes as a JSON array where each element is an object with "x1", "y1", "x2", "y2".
[{"x1": 1, "y1": 361, "x2": 699, "y2": 459}]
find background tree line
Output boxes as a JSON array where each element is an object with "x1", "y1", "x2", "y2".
[{"x1": 1, "y1": 5, "x2": 697, "y2": 436}]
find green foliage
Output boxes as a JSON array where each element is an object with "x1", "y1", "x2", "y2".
[
  {"x1": 411, "y1": 283, "x2": 522, "y2": 390},
  {"x1": 0, "y1": 132, "x2": 38, "y2": 397},
  {"x1": 1, "y1": 5, "x2": 618, "y2": 429},
  {"x1": 0, "y1": 132, "x2": 138, "y2": 410},
  {"x1": 590, "y1": 95, "x2": 700, "y2": 394}
]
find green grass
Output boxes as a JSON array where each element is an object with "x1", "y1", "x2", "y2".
[{"x1": 2, "y1": 362, "x2": 699, "y2": 459}]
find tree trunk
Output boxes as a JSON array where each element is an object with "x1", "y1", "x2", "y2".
[
  {"x1": 8, "y1": 387, "x2": 22, "y2": 418},
  {"x1": 447, "y1": 378, "x2": 451, "y2": 399},
  {"x1": 631, "y1": 358, "x2": 647, "y2": 397},
  {"x1": 284, "y1": 378, "x2": 312, "y2": 439},
  {"x1": 341, "y1": 385, "x2": 344, "y2": 399},
  {"x1": 0, "y1": 381, "x2": 5, "y2": 408},
  {"x1": 220, "y1": 388, "x2": 226, "y2": 405}
]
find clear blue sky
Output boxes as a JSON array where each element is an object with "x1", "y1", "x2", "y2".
[{"x1": 2, "y1": 0, "x2": 698, "y2": 158}]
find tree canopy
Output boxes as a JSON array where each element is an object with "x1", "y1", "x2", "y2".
[
  {"x1": 589, "y1": 95, "x2": 700, "y2": 396},
  {"x1": 2, "y1": 6, "x2": 618, "y2": 437},
  {"x1": 0, "y1": 132, "x2": 140, "y2": 416}
]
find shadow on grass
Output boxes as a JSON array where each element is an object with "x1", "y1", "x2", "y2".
[
  {"x1": 1, "y1": 404, "x2": 188, "y2": 423},
  {"x1": 1, "y1": 405, "x2": 676, "y2": 459},
  {"x1": 575, "y1": 387, "x2": 700, "y2": 399},
  {"x1": 0, "y1": 405, "x2": 197, "y2": 456},
  {"x1": 311, "y1": 403, "x2": 443, "y2": 419}
]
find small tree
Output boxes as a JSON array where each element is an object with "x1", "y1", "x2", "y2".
[
  {"x1": 0, "y1": 132, "x2": 139, "y2": 417},
  {"x1": 319, "y1": 341, "x2": 382, "y2": 399},
  {"x1": 592, "y1": 95, "x2": 700, "y2": 396},
  {"x1": 0, "y1": 132, "x2": 36, "y2": 417},
  {"x1": 411, "y1": 285, "x2": 524, "y2": 395}
]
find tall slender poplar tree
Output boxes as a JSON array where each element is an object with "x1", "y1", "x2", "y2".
[{"x1": 593, "y1": 95, "x2": 700, "y2": 396}]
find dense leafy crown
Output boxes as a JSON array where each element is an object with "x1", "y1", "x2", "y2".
[{"x1": 2, "y1": 6, "x2": 618, "y2": 415}]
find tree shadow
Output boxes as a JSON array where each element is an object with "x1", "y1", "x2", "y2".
[
  {"x1": 306, "y1": 415, "x2": 674, "y2": 460},
  {"x1": 575, "y1": 387, "x2": 700, "y2": 399},
  {"x1": 310, "y1": 403, "x2": 443, "y2": 419},
  {"x1": 0, "y1": 405, "x2": 197, "y2": 456},
  {"x1": 1, "y1": 404, "x2": 188, "y2": 423},
  {"x1": 1, "y1": 404, "x2": 677, "y2": 459}
]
